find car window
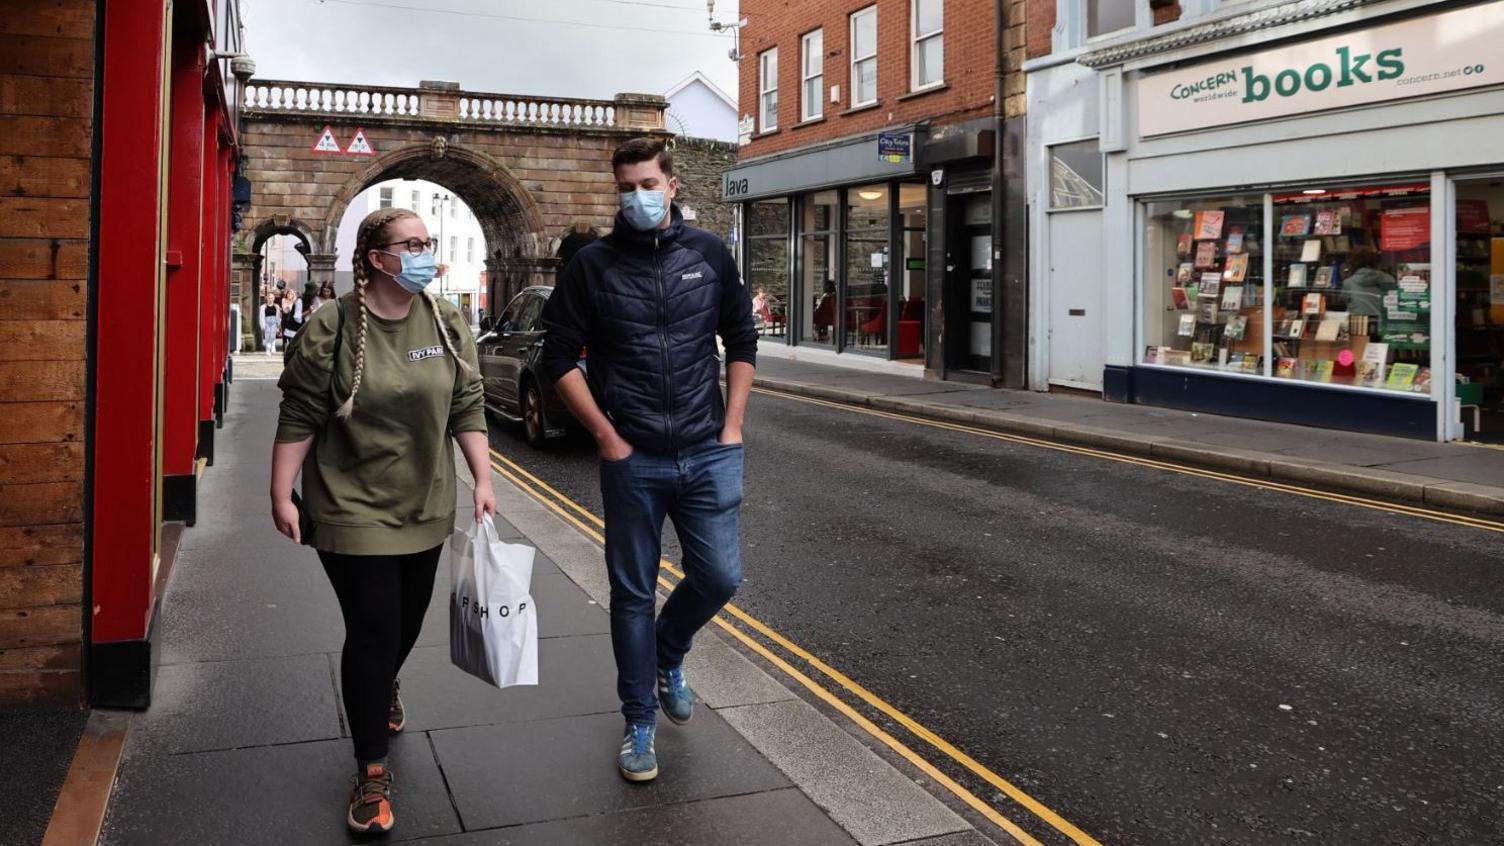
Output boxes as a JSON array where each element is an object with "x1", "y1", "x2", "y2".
[
  {"x1": 498, "y1": 296, "x2": 526, "y2": 332},
  {"x1": 515, "y1": 294, "x2": 546, "y2": 333}
]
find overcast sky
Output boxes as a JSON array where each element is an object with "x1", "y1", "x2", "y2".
[{"x1": 241, "y1": 0, "x2": 741, "y2": 102}]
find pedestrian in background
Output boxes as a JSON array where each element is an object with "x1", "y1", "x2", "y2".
[
  {"x1": 260, "y1": 285, "x2": 280, "y2": 354},
  {"x1": 270, "y1": 207, "x2": 494, "y2": 835},
  {"x1": 540, "y1": 137, "x2": 757, "y2": 783},
  {"x1": 279, "y1": 284, "x2": 309, "y2": 355},
  {"x1": 312, "y1": 280, "x2": 337, "y2": 313}
]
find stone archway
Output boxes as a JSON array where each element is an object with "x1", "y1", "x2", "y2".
[{"x1": 319, "y1": 143, "x2": 556, "y2": 311}]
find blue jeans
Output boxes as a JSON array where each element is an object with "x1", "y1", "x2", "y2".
[{"x1": 600, "y1": 438, "x2": 744, "y2": 726}]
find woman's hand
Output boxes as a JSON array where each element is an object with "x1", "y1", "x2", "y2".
[
  {"x1": 473, "y1": 478, "x2": 497, "y2": 521},
  {"x1": 272, "y1": 496, "x2": 301, "y2": 544}
]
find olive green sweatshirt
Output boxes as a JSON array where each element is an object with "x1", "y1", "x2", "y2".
[{"x1": 276, "y1": 292, "x2": 486, "y2": 555}]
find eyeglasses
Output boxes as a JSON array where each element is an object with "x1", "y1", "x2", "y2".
[{"x1": 379, "y1": 238, "x2": 438, "y2": 256}]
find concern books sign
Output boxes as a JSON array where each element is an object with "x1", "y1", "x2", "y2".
[{"x1": 1138, "y1": 1, "x2": 1504, "y2": 137}]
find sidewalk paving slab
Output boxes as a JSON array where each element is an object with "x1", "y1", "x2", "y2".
[
  {"x1": 751, "y1": 356, "x2": 1504, "y2": 515},
  {"x1": 400, "y1": 789, "x2": 858, "y2": 845},
  {"x1": 97, "y1": 375, "x2": 991, "y2": 846}
]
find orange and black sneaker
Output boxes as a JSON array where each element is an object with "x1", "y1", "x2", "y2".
[
  {"x1": 387, "y1": 678, "x2": 405, "y2": 735},
  {"x1": 347, "y1": 763, "x2": 394, "y2": 835}
]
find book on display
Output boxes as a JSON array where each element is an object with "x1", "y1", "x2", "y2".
[
  {"x1": 1301, "y1": 239, "x2": 1322, "y2": 262},
  {"x1": 1223, "y1": 253, "x2": 1250, "y2": 283},
  {"x1": 1288, "y1": 263, "x2": 1308, "y2": 287},
  {"x1": 1281, "y1": 214, "x2": 1311, "y2": 237},
  {"x1": 1194, "y1": 210, "x2": 1226, "y2": 240},
  {"x1": 1195, "y1": 241, "x2": 1218, "y2": 269}
]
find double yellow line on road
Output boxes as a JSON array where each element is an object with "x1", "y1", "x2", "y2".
[{"x1": 488, "y1": 447, "x2": 1099, "y2": 846}]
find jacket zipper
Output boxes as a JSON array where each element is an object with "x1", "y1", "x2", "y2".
[{"x1": 652, "y1": 234, "x2": 675, "y2": 449}]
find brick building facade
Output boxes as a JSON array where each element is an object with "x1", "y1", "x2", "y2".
[{"x1": 723, "y1": 0, "x2": 1031, "y2": 387}]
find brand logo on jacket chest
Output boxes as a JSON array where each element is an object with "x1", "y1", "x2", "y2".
[
  {"x1": 408, "y1": 346, "x2": 444, "y2": 362},
  {"x1": 681, "y1": 271, "x2": 703, "y2": 281}
]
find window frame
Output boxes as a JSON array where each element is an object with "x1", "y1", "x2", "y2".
[
  {"x1": 800, "y1": 29, "x2": 824, "y2": 122},
  {"x1": 378, "y1": 186, "x2": 393, "y2": 209},
  {"x1": 909, "y1": 0, "x2": 944, "y2": 91},
  {"x1": 850, "y1": 6, "x2": 879, "y2": 108},
  {"x1": 1085, "y1": 0, "x2": 1136, "y2": 41},
  {"x1": 758, "y1": 47, "x2": 779, "y2": 132}
]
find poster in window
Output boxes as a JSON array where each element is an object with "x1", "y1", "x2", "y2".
[
  {"x1": 972, "y1": 278, "x2": 992, "y2": 312},
  {"x1": 1380, "y1": 207, "x2": 1431, "y2": 252}
]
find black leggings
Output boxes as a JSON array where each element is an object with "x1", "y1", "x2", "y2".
[{"x1": 319, "y1": 544, "x2": 442, "y2": 764}]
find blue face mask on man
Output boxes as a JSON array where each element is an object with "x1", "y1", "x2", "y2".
[
  {"x1": 380, "y1": 249, "x2": 439, "y2": 294},
  {"x1": 619, "y1": 188, "x2": 669, "y2": 232}
]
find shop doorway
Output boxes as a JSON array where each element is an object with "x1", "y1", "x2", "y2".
[
  {"x1": 1455, "y1": 179, "x2": 1504, "y2": 442},
  {"x1": 945, "y1": 193, "x2": 993, "y2": 373},
  {"x1": 1047, "y1": 209, "x2": 1104, "y2": 388}
]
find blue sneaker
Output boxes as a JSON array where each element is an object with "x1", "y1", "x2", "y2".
[
  {"x1": 618, "y1": 722, "x2": 658, "y2": 782},
  {"x1": 657, "y1": 666, "x2": 694, "y2": 725}
]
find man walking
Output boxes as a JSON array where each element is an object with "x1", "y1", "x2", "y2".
[{"x1": 540, "y1": 137, "x2": 756, "y2": 783}]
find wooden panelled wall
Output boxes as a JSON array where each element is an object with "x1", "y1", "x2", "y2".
[{"x1": 0, "y1": 0, "x2": 96, "y2": 705}]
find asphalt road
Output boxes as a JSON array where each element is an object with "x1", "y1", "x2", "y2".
[{"x1": 486, "y1": 390, "x2": 1504, "y2": 845}]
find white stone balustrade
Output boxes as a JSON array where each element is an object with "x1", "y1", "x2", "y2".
[{"x1": 243, "y1": 80, "x2": 640, "y2": 129}]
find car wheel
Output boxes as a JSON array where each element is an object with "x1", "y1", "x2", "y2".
[{"x1": 522, "y1": 381, "x2": 546, "y2": 449}]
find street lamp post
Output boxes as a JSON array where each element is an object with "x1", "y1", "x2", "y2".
[{"x1": 431, "y1": 192, "x2": 451, "y2": 298}]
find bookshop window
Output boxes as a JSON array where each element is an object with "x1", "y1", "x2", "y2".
[
  {"x1": 1143, "y1": 194, "x2": 1266, "y2": 374},
  {"x1": 746, "y1": 199, "x2": 790, "y2": 339},
  {"x1": 1271, "y1": 183, "x2": 1432, "y2": 394}
]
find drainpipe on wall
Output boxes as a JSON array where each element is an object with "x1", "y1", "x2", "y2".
[{"x1": 991, "y1": 0, "x2": 1006, "y2": 386}]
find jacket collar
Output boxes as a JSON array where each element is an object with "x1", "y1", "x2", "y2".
[{"x1": 610, "y1": 204, "x2": 686, "y2": 250}]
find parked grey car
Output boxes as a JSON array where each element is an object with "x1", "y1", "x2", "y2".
[{"x1": 476, "y1": 286, "x2": 580, "y2": 447}]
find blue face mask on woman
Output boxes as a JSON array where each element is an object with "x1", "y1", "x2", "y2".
[
  {"x1": 380, "y1": 249, "x2": 438, "y2": 294},
  {"x1": 619, "y1": 189, "x2": 669, "y2": 232}
]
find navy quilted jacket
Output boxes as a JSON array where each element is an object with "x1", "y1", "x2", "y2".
[{"x1": 539, "y1": 205, "x2": 757, "y2": 454}]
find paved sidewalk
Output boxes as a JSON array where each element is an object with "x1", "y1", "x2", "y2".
[
  {"x1": 751, "y1": 355, "x2": 1504, "y2": 516},
  {"x1": 95, "y1": 375, "x2": 990, "y2": 845}
]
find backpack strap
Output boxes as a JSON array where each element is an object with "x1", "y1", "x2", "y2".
[{"x1": 329, "y1": 299, "x2": 347, "y2": 401}]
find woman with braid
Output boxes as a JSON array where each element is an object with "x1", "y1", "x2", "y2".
[{"x1": 270, "y1": 207, "x2": 494, "y2": 835}]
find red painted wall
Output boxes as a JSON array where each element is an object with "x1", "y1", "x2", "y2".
[
  {"x1": 92, "y1": 3, "x2": 168, "y2": 644},
  {"x1": 164, "y1": 29, "x2": 205, "y2": 479}
]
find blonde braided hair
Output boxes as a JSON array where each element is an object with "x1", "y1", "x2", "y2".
[{"x1": 335, "y1": 207, "x2": 472, "y2": 419}]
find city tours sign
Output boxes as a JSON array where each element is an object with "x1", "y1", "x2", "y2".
[{"x1": 1138, "y1": 1, "x2": 1504, "y2": 137}]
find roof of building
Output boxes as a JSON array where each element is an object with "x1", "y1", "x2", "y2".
[{"x1": 663, "y1": 71, "x2": 737, "y2": 111}]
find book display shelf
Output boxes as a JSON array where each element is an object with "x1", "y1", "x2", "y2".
[
  {"x1": 1143, "y1": 185, "x2": 1435, "y2": 396},
  {"x1": 1143, "y1": 195, "x2": 1265, "y2": 373}
]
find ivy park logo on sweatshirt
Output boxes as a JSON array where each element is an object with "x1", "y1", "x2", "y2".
[{"x1": 408, "y1": 346, "x2": 445, "y2": 362}]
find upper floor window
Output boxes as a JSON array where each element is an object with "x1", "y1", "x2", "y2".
[
  {"x1": 801, "y1": 30, "x2": 824, "y2": 122},
  {"x1": 911, "y1": 0, "x2": 943, "y2": 89},
  {"x1": 1087, "y1": 0, "x2": 1135, "y2": 38},
  {"x1": 410, "y1": 189, "x2": 420, "y2": 210},
  {"x1": 466, "y1": 237, "x2": 475, "y2": 263},
  {"x1": 379, "y1": 187, "x2": 393, "y2": 209},
  {"x1": 851, "y1": 6, "x2": 878, "y2": 107},
  {"x1": 759, "y1": 47, "x2": 779, "y2": 132}
]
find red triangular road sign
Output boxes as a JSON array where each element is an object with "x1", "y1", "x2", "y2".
[
  {"x1": 312, "y1": 125, "x2": 341, "y2": 153},
  {"x1": 346, "y1": 128, "x2": 375, "y2": 156}
]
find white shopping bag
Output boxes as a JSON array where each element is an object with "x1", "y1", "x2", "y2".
[{"x1": 449, "y1": 515, "x2": 538, "y2": 687}]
